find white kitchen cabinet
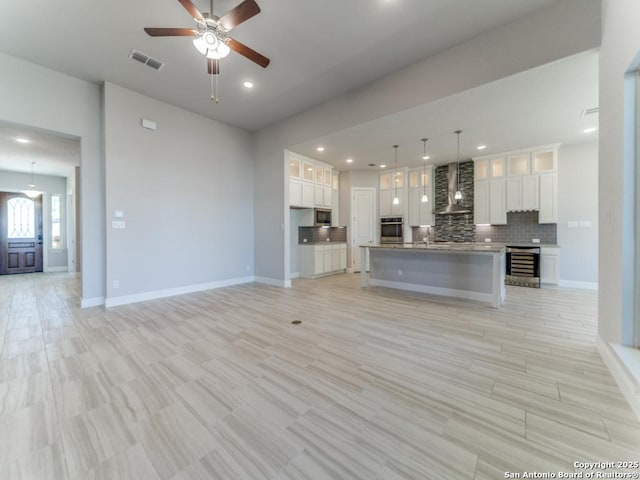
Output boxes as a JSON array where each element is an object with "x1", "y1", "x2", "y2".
[
  {"x1": 540, "y1": 247, "x2": 559, "y2": 284},
  {"x1": 506, "y1": 177, "x2": 522, "y2": 212},
  {"x1": 532, "y1": 149, "x2": 557, "y2": 173},
  {"x1": 289, "y1": 152, "x2": 332, "y2": 208},
  {"x1": 475, "y1": 177, "x2": 506, "y2": 224},
  {"x1": 314, "y1": 185, "x2": 324, "y2": 207},
  {"x1": 538, "y1": 173, "x2": 557, "y2": 223},
  {"x1": 489, "y1": 179, "x2": 507, "y2": 224},
  {"x1": 324, "y1": 248, "x2": 332, "y2": 273},
  {"x1": 506, "y1": 175, "x2": 539, "y2": 212},
  {"x1": 289, "y1": 179, "x2": 302, "y2": 207},
  {"x1": 323, "y1": 186, "x2": 332, "y2": 208},
  {"x1": 521, "y1": 175, "x2": 539, "y2": 211},
  {"x1": 299, "y1": 244, "x2": 348, "y2": 278},
  {"x1": 507, "y1": 153, "x2": 530, "y2": 176},
  {"x1": 331, "y1": 245, "x2": 340, "y2": 271},
  {"x1": 474, "y1": 180, "x2": 490, "y2": 224},
  {"x1": 302, "y1": 162, "x2": 314, "y2": 182},
  {"x1": 301, "y1": 183, "x2": 314, "y2": 208},
  {"x1": 314, "y1": 246, "x2": 324, "y2": 275}
]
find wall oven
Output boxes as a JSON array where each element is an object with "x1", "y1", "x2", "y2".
[
  {"x1": 314, "y1": 208, "x2": 332, "y2": 227},
  {"x1": 506, "y1": 246, "x2": 540, "y2": 288},
  {"x1": 380, "y1": 217, "x2": 404, "y2": 244}
]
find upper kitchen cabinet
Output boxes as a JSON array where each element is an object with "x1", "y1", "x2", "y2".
[
  {"x1": 408, "y1": 166, "x2": 433, "y2": 226},
  {"x1": 332, "y1": 170, "x2": 340, "y2": 226},
  {"x1": 475, "y1": 144, "x2": 559, "y2": 223},
  {"x1": 532, "y1": 149, "x2": 557, "y2": 173},
  {"x1": 288, "y1": 151, "x2": 333, "y2": 209},
  {"x1": 475, "y1": 157, "x2": 505, "y2": 180},
  {"x1": 379, "y1": 169, "x2": 406, "y2": 217}
]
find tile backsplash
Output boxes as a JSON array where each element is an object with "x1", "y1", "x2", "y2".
[
  {"x1": 299, "y1": 226, "x2": 347, "y2": 244},
  {"x1": 474, "y1": 211, "x2": 557, "y2": 244},
  {"x1": 433, "y1": 161, "x2": 475, "y2": 242}
]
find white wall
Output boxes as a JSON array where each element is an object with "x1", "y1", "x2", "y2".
[
  {"x1": 0, "y1": 52, "x2": 103, "y2": 304},
  {"x1": 103, "y1": 83, "x2": 254, "y2": 303},
  {"x1": 557, "y1": 141, "x2": 599, "y2": 286},
  {"x1": 0, "y1": 170, "x2": 69, "y2": 270},
  {"x1": 599, "y1": 0, "x2": 640, "y2": 345},
  {"x1": 254, "y1": 0, "x2": 601, "y2": 285}
]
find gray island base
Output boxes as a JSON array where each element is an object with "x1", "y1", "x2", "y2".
[{"x1": 360, "y1": 244, "x2": 506, "y2": 308}]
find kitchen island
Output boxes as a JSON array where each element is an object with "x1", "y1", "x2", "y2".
[{"x1": 360, "y1": 243, "x2": 506, "y2": 308}]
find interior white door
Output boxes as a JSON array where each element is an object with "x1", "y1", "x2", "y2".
[{"x1": 351, "y1": 188, "x2": 376, "y2": 272}]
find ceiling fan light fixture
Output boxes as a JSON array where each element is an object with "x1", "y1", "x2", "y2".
[{"x1": 193, "y1": 35, "x2": 207, "y2": 55}]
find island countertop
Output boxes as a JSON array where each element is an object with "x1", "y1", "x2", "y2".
[{"x1": 363, "y1": 243, "x2": 506, "y2": 253}]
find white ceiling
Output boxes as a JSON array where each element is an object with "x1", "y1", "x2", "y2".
[
  {"x1": 0, "y1": 0, "x2": 598, "y2": 178},
  {"x1": 290, "y1": 50, "x2": 599, "y2": 171},
  {"x1": 0, "y1": 0, "x2": 561, "y2": 132}
]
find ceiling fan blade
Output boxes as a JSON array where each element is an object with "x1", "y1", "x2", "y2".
[
  {"x1": 227, "y1": 38, "x2": 270, "y2": 68},
  {"x1": 218, "y1": 0, "x2": 261, "y2": 31},
  {"x1": 144, "y1": 27, "x2": 198, "y2": 37},
  {"x1": 177, "y1": 0, "x2": 204, "y2": 20},
  {"x1": 207, "y1": 58, "x2": 219, "y2": 75}
]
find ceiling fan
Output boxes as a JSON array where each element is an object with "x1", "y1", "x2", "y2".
[{"x1": 144, "y1": 0, "x2": 270, "y2": 79}]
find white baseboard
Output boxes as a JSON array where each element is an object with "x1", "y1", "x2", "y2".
[
  {"x1": 559, "y1": 279, "x2": 599, "y2": 290},
  {"x1": 104, "y1": 276, "x2": 254, "y2": 308},
  {"x1": 44, "y1": 266, "x2": 68, "y2": 273},
  {"x1": 81, "y1": 297, "x2": 105, "y2": 308},
  {"x1": 254, "y1": 276, "x2": 291, "y2": 288},
  {"x1": 596, "y1": 337, "x2": 640, "y2": 421}
]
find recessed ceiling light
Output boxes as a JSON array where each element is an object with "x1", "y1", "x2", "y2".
[
  {"x1": 243, "y1": 81, "x2": 254, "y2": 89},
  {"x1": 316, "y1": 146, "x2": 325, "y2": 152},
  {"x1": 15, "y1": 137, "x2": 30, "y2": 144},
  {"x1": 380, "y1": 164, "x2": 387, "y2": 168},
  {"x1": 422, "y1": 155, "x2": 430, "y2": 160},
  {"x1": 346, "y1": 158, "x2": 353, "y2": 163},
  {"x1": 477, "y1": 145, "x2": 487, "y2": 150},
  {"x1": 583, "y1": 127, "x2": 597, "y2": 133}
]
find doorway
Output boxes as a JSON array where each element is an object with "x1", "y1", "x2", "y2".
[
  {"x1": 351, "y1": 187, "x2": 376, "y2": 272},
  {"x1": 0, "y1": 192, "x2": 43, "y2": 274}
]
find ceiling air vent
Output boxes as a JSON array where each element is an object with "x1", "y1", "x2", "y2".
[
  {"x1": 129, "y1": 49, "x2": 164, "y2": 71},
  {"x1": 581, "y1": 107, "x2": 599, "y2": 116}
]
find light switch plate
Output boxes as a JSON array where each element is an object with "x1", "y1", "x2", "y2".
[
  {"x1": 580, "y1": 220, "x2": 592, "y2": 228},
  {"x1": 484, "y1": 238, "x2": 491, "y2": 243},
  {"x1": 532, "y1": 238, "x2": 540, "y2": 243},
  {"x1": 114, "y1": 210, "x2": 123, "y2": 218},
  {"x1": 112, "y1": 220, "x2": 126, "y2": 229}
]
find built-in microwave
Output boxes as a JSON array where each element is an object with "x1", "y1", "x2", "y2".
[{"x1": 314, "y1": 208, "x2": 332, "y2": 227}]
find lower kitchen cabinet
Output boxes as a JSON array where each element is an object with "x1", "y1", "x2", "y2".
[
  {"x1": 540, "y1": 246, "x2": 559, "y2": 285},
  {"x1": 300, "y1": 243, "x2": 347, "y2": 278}
]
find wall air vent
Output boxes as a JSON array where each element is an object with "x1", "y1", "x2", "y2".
[
  {"x1": 129, "y1": 49, "x2": 164, "y2": 71},
  {"x1": 581, "y1": 107, "x2": 599, "y2": 116}
]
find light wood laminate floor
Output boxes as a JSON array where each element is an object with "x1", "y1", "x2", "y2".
[{"x1": 1, "y1": 272, "x2": 638, "y2": 480}]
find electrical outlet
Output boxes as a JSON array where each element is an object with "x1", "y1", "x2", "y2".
[
  {"x1": 532, "y1": 238, "x2": 540, "y2": 243},
  {"x1": 484, "y1": 238, "x2": 491, "y2": 243}
]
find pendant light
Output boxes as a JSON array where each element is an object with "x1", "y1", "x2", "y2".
[
  {"x1": 392, "y1": 145, "x2": 400, "y2": 205},
  {"x1": 454, "y1": 130, "x2": 463, "y2": 201},
  {"x1": 23, "y1": 162, "x2": 41, "y2": 198},
  {"x1": 420, "y1": 138, "x2": 429, "y2": 203}
]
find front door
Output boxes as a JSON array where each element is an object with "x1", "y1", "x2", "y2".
[
  {"x1": 0, "y1": 192, "x2": 43, "y2": 274},
  {"x1": 351, "y1": 187, "x2": 376, "y2": 272}
]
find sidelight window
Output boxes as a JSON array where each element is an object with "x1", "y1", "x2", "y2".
[
  {"x1": 51, "y1": 194, "x2": 62, "y2": 249},
  {"x1": 7, "y1": 197, "x2": 35, "y2": 239}
]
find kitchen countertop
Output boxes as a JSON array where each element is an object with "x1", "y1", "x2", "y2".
[
  {"x1": 504, "y1": 243, "x2": 560, "y2": 248},
  {"x1": 364, "y1": 243, "x2": 505, "y2": 253},
  {"x1": 299, "y1": 241, "x2": 348, "y2": 245}
]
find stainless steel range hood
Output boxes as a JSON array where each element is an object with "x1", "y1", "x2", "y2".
[{"x1": 437, "y1": 162, "x2": 471, "y2": 215}]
